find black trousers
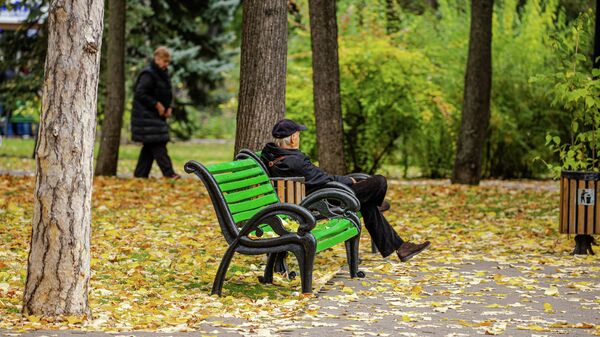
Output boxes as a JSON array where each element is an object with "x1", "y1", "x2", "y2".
[
  {"x1": 350, "y1": 175, "x2": 404, "y2": 257},
  {"x1": 134, "y1": 142, "x2": 175, "y2": 178}
]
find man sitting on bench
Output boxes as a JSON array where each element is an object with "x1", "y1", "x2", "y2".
[{"x1": 261, "y1": 119, "x2": 431, "y2": 262}]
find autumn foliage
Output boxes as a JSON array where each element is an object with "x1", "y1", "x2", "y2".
[{"x1": 0, "y1": 176, "x2": 597, "y2": 332}]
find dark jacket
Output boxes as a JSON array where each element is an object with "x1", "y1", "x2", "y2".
[
  {"x1": 260, "y1": 142, "x2": 354, "y2": 193},
  {"x1": 131, "y1": 61, "x2": 173, "y2": 143}
]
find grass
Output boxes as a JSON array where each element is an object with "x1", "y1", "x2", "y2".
[
  {"x1": 1, "y1": 137, "x2": 429, "y2": 179},
  {"x1": 0, "y1": 138, "x2": 234, "y2": 176}
]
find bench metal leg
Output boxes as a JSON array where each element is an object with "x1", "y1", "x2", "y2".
[
  {"x1": 292, "y1": 244, "x2": 316, "y2": 294},
  {"x1": 259, "y1": 253, "x2": 278, "y2": 284},
  {"x1": 346, "y1": 236, "x2": 365, "y2": 278},
  {"x1": 211, "y1": 242, "x2": 238, "y2": 296},
  {"x1": 273, "y1": 251, "x2": 288, "y2": 274}
]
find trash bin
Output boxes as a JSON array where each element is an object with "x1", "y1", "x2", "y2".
[{"x1": 9, "y1": 115, "x2": 35, "y2": 137}]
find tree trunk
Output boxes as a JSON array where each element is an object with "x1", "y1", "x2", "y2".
[
  {"x1": 384, "y1": 0, "x2": 400, "y2": 34},
  {"x1": 23, "y1": 0, "x2": 104, "y2": 317},
  {"x1": 309, "y1": 0, "x2": 347, "y2": 175},
  {"x1": 234, "y1": 0, "x2": 287, "y2": 153},
  {"x1": 451, "y1": 0, "x2": 493, "y2": 185},
  {"x1": 357, "y1": 0, "x2": 367, "y2": 27},
  {"x1": 594, "y1": 0, "x2": 600, "y2": 69},
  {"x1": 95, "y1": 0, "x2": 126, "y2": 176}
]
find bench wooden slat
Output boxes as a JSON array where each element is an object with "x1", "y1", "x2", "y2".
[
  {"x1": 207, "y1": 159, "x2": 258, "y2": 174},
  {"x1": 286, "y1": 180, "x2": 294, "y2": 204},
  {"x1": 232, "y1": 206, "x2": 270, "y2": 223},
  {"x1": 275, "y1": 181, "x2": 286, "y2": 201},
  {"x1": 214, "y1": 166, "x2": 265, "y2": 184},
  {"x1": 312, "y1": 219, "x2": 354, "y2": 241},
  {"x1": 224, "y1": 184, "x2": 278, "y2": 203},
  {"x1": 228, "y1": 194, "x2": 280, "y2": 215},
  {"x1": 316, "y1": 227, "x2": 359, "y2": 253},
  {"x1": 218, "y1": 175, "x2": 270, "y2": 192}
]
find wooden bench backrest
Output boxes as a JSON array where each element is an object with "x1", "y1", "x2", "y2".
[{"x1": 206, "y1": 159, "x2": 280, "y2": 225}]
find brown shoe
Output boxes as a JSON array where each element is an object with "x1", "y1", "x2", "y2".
[{"x1": 396, "y1": 241, "x2": 431, "y2": 262}]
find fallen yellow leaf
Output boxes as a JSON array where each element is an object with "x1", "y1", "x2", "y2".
[{"x1": 66, "y1": 316, "x2": 83, "y2": 324}]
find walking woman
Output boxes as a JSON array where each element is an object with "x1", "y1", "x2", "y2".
[{"x1": 131, "y1": 46, "x2": 180, "y2": 179}]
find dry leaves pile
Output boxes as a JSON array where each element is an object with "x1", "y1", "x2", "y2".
[
  {"x1": 0, "y1": 176, "x2": 598, "y2": 335},
  {"x1": 0, "y1": 176, "x2": 340, "y2": 331}
]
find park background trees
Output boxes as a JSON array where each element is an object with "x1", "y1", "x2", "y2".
[
  {"x1": 0, "y1": 0, "x2": 597, "y2": 180},
  {"x1": 95, "y1": 0, "x2": 126, "y2": 176},
  {"x1": 452, "y1": 0, "x2": 494, "y2": 185},
  {"x1": 285, "y1": 0, "x2": 590, "y2": 179},
  {"x1": 308, "y1": 0, "x2": 347, "y2": 175},
  {"x1": 234, "y1": 0, "x2": 287, "y2": 153}
]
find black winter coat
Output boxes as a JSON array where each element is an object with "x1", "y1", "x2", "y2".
[
  {"x1": 260, "y1": 143, "x2": 354, "y2": 193},
  {"x1": 131, "y1": 61, "x2": 173, "y2": 143}
]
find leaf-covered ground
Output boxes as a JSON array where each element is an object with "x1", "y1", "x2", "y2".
[
  {"x1": 0, "y1": 176, "x2": 598, "y2": 335},
  {"x1": 0, "y1": 175, "x2": 341, "y2": 330}
]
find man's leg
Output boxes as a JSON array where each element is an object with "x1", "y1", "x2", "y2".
[
  {"x1": 134, "y1": 143, "x2": 153, "y2": 178},
  {"x1": 360, "y1": 204, "x2": 404, "y2": 257},
  {"x1": 351, "y1": 175, "x2": 404, "y2": 257},
  {"x1": 351, "y1": 175, "x2": 388, "y2": 206},
  {"x1": 151, "y1": 142, "x2": 176, "y2": 177}
]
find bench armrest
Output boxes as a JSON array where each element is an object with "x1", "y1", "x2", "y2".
[
  {"x1": 300, "y1": 188, "x2": 360, "y2": 219},
  {"x1": 347, "y1": 173, "x2": 372, "y2": 181},
  {"x1": 324, "y1": 181, "x2": 356, "y2": 196},
  {"x1": 238, "y1": 203, "x2": 317, "y2": 238}
]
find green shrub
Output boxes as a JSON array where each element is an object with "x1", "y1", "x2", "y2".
[
  {"x1": 399, "y1": 0, "x2": 573, "y2": 178},
  {"x1": 339, "y1": 35, "x2": 443, "y2": 174},
  {"x1": 535, "y1": 11, "x2": 598, "y2": 176},
  {"x1": 286, "y1": 29, "x2": 446, "y2": 174}
]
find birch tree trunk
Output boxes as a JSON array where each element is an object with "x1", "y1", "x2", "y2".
[
  {"x1": 309, "y1": 0, "x2": 347, "y2": 175},
  {"x1": 451, "y1": 0, "x2": 493, "y2": 185},
  {"x1": 234, "y1": 0, "x2": 287, "y2": 153},
  {"x1": 95, "y1": 0, "x2": 126, "y2": 176},
  {"x1": 23, "y1": 0, "x2": 104, "y2": 317}
]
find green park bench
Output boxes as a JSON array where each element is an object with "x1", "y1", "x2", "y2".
[
  {"x1": 236, "y1": 149, "x2": 378, "y2": 255},
  {"x1": 184, "y1": 157, "x2": 365, "y2": 296}
]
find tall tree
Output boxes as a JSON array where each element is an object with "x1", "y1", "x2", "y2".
[
  {"x1": 96, "y1": 0, "x2": 126, "y2": 176},
  {"x1": 234, "y1": 0, "x2": 287, "y2": 153},
  {"x1": 594, "y1": 0, "x2": 600, "y2": 69},
  {"x1": 23, "y1": 0, "x2": 104, "y2": 316},
  {"x1": 451, "y1": 0, "x2": 493, "y2": 185},
  {"x1": 309, "y1": 0, "x2": 346, "y2": 175},
  {"x1": 384, "y1": 0, "x2": 401, "y2": 34}
]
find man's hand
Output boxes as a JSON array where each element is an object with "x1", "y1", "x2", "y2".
[
  {"x1": 165, "y1": 107, "x2": 173, "y2": 118},
  {"x1": 156, "y1": 102, "x2": 166, "y2": 116}
]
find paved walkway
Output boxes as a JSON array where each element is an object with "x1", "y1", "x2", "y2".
[{"x1": 2, "y1": 255, "x2": 598, "y2": 337}]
